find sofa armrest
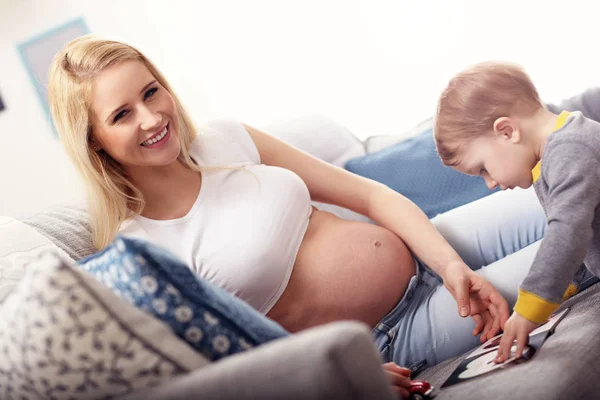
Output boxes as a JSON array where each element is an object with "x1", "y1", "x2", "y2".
[
  {"x1": 121, "y1": 321, "x2": 395, "y2": 400},
  {"x1": 546, "y1": 87, "x2": 600, "y2": 123}
]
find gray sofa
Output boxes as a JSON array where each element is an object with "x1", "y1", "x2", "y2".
[{"x1": 15, "y1": 190, "x2": 600, "y2": 400}]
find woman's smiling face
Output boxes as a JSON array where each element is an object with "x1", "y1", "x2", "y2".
[{"x1": 90, "y1": 60, "x2": 181, "y2": 175}]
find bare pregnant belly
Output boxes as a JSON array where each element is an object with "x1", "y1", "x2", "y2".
[{"x1": 267, "y1": 209, "x2": 416, "y2": 332}]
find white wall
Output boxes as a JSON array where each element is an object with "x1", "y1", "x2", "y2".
[{"x1": 1, "y1": 0, "x2": 598, "y2": 217}]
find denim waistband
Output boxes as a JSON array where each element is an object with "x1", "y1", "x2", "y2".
[
  {"x1": 374, "y1": 262, "x2": 596, "y2": 334},
  {"x1": 373, "y1": 258, "x2": 441, "y2": 332}
]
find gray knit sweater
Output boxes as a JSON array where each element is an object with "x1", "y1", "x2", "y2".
[{"x1": 515, "y1": 111, "x2": 600, "y2": 323}]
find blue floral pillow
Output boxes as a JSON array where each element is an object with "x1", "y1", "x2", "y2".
[
  {"x1": 345, "y1": 128, "x2": 498, "y2": 218},
  {"x1": 78, "y1": 236, "x2": 289, "y2": 361}
]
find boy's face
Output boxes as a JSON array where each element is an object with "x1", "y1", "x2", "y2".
[{"x1": 454, "y1": 135, "x2": 536, "y2": 190}]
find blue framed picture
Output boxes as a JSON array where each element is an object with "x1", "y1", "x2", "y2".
[{"x1": 18, "y1": 17, "x2": 89, "y2": 133}]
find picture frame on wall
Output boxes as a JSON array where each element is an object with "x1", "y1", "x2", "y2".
[{"x1": 18, "y1": 17, "x2": 89, "y2": 133}]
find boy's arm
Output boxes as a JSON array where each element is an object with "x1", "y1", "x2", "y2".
[
  {"x1": 547, "y1": 87, "x2": 600, "y2": 123},
  {"x1": 515, "y1": 143, "x2": 600, "y2": 323}
]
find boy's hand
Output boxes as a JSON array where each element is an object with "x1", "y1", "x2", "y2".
[
  {"x1": 382, "y1": 362, "x2": 412, "y2": 399},
  {"x1": 494, "y1": 312, "x2": 540, "y2": 363}
]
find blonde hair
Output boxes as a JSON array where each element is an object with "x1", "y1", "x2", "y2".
[
  {"x1": 434, "y1": 61, "x2": 544, "y2": 165},
  {"x1": 48, "y1": 35, "x2": 201, "y2": 250}
]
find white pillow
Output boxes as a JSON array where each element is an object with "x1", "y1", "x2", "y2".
[
  {"x1": 263, "y1": 114, "x2": 366, "y2": 168},
  {"x1": 0, "y1": 252, "x2": 208, "y2": 398},
  {"x1": 0, "y1": 216, "x2": 70, "y2": 302},
  {"x1": 364, "y1": 117, "x2": 434, "y2": 154}
]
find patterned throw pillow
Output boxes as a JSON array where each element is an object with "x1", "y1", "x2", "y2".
[
  {"x1": 0, "y1": 252, "x2": 207, "y2": 399},
  {"x1": 78, "y1": 236, "x2": 289, "y2": 361}
]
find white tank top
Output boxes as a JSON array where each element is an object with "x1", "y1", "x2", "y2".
[{"x1": 119, "y1": 119, "x2": 313, "y2": 313}]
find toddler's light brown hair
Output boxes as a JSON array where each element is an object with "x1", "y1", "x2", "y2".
[{"x1": 434, "y1": 61, "x2": 544, "y2": 166}]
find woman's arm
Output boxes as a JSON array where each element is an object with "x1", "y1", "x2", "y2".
[{"x1": 245, "y1": 124, "x2": 509, "y2": 331}]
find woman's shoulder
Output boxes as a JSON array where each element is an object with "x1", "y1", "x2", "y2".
[
  {"x1": 190, "y1": 118, "x2": 261, "y2": 166},
  {"x1": 118, "y1": 217, "x2": 152, "y2": 241}
]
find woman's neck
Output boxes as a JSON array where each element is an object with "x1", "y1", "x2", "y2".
[{"x1": 129, "y1": 160, "x2": 202, "y2": 220}]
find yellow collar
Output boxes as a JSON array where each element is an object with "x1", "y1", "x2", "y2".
[{"x1": 531, "y1": 111, "x2": 571, "y2": 183}]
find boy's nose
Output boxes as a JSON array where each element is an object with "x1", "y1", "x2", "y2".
[{"x1": 485, "y1": 178, "x2": 498, "y2": 190}]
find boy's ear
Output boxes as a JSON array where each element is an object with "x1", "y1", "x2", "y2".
[{"x1": 493, "y1": 117, "x2": 521, "y2": 143}]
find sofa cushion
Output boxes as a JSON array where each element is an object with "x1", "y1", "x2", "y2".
[
  {"x1": 122, "y1": 321, "x2": 396, "y2": 400},
  {"x1": 0, "y1": 251, "x2": 207, "y2": 399},
  {"x1": 0, "y1": 216, "x2": 71, "y2": 302},
  {"x1": 78, "y1": 236, "x2": 289, "y2": 361},
  {"x1": 264, "y1": 114, "x2": 366, "y2": 168},
  {"x1": 345, "y1": 127, "x2": 498, "y2": 218},
  {"x1": 21, "y1": 203, "x2": 96, "y2": 261},
  {"x1": 416, "y1": 282, "x2": 600, "y2": 399}
]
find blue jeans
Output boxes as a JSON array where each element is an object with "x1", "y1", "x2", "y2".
[{"x1": 371, "y1": 187, "x2": 547, "y2": 371}]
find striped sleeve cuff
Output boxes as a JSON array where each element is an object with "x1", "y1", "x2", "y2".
[{"x1": 514, "y1": 288, "x2": 560, "y2": 324}]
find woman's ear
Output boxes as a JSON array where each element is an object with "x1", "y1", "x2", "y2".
[
  {"x1": 89, "y1": 137, "x2": 103, "y2": 152},
  {"x1": 88, "y1": 126, "x2": 103, "y2": 152},
  {"x1": 90, "y1": 143, "x2": 102, "y2": 152},
  {"x1": 493, "y1": 117, "x2": 521, "y2": 143}
]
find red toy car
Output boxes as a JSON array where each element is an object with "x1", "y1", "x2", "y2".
[{"x1": 409, "y1": 379, "x2": 434, "y2": 400}]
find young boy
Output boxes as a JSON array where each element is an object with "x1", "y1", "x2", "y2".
[{"x1": 433, "y1": 61, "x2": 600, "y2": 363}]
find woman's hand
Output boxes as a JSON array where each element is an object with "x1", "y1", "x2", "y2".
[
  {"x1": 443, "y1": 262, "x2": 510, "y2": 341},
  {"x1": 382, "y1": 362, "x2": 412, "y2": 399}
]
